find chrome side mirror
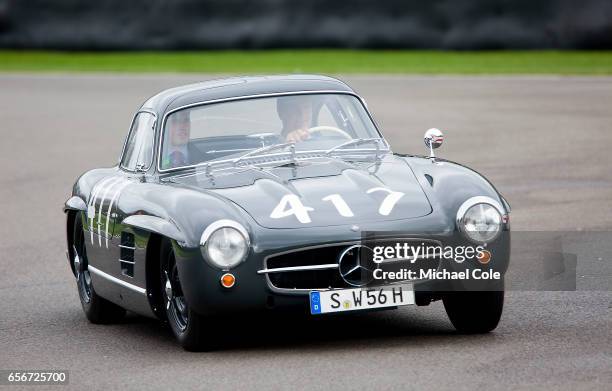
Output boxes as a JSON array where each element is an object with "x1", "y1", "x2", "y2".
[{"x1": 424, "y1": 128, "x2": 444, "y2": 160}]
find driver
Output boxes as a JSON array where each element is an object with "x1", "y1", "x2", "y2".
[
  {"x1": 162, "y1": 110, "x2": 191, "y2": 169},
  {"x1": 277, "y1": 96, "x2": 312, "y2": 143}
]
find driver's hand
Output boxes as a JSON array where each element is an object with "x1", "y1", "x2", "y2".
[{"x1": 285, "y1": 129, "x2": 310, "y2": 143}]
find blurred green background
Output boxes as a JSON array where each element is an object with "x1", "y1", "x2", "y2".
[{"x1": 2, "y1": 50, "x2": 611, "y2": 74}]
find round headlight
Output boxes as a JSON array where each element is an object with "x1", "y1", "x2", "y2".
[
  {"x1": 457, "y1": 198, "x2": 504, "y2": 243},
  {"x1": 201, "y1": 220, "x2": 249, "y2": 269}
]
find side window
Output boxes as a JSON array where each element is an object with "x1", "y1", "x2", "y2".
[{"x1": 121, "y1": 112, "x2": 156, "y2": 171}]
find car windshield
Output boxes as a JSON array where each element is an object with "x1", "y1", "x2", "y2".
[{"x1": 159, "y1": 93, "x2": 383, "y2": 171}]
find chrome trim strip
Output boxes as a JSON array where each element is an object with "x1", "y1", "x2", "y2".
[
  {"x1": 378, "y1": 254, "x2": 439, "y2": 264},
  {"x1": 119, "y1": 259, "x2": 135, "y2": 264},
  {"x1": 118, "y1": 244, "x2": 136, "y2": 250},
  {"x1": 156, "y1": 90, "x2": 391, "y2": 173},
  {"x1": 257, "y1": 264, "x2": 339, "y2": 274},
  {"x1": 88, "y1": 265, "x2": 146, "y2": 295}
]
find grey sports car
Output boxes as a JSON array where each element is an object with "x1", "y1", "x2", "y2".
[{"x1": 64, "y1": 75, "x2": 510, "y2": 350}]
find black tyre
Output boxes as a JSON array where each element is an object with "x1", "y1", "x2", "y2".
[
  {"x1": 160, "y1": 238, "x2": 214, "y2": 351},
  {"x1": 442, "y1": 282, "x2": 504, "y2": 334},
  {"x1": 72, "y1": 213, "x2": 126, "y2": 324}
]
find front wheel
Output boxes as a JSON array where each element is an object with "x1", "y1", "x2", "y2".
[
  {"x1": 160, "y1": 238, "x2": 215, "y2": 351},
  {"x1": 442, "y1": 282, "x2": 504, "y2": 334}
]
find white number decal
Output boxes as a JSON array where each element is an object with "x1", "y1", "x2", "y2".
[
  {"x1": 270, "y1": 194, "x2": 314, "y2": 224},
  {"x1": 366, "y1": 187, "x2": 405, "y2": 216},
  {"x1": 270, "y1": 189, "x2": 405, "y2": 223},
  {"x1": 322, "y1": 194, "x2": 354, "y2": 217}
]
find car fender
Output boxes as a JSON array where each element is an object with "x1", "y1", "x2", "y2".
[
  {"x1": 121, "y1": 215, "x2": 186, "y2": 244},
  {"x1": 114, "y1": 182, "x2": 255, "y2": 249},
  {"x1": 401, "y1": 155, "x2": 509, "y2": 217},
  {"x1": 64, "y1": 195, "x2": 87, "y2": 213}
]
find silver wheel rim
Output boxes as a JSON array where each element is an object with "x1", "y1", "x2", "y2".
[{"x1": 73, "y1": 244, "x2": 92, "y2": 303}]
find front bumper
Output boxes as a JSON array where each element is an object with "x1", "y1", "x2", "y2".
[{"x1": 175, "y1": 230, "x2": 510, "y2": 316}]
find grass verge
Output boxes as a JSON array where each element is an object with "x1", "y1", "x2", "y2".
[{"x1": 1, "y1": 50, "x2": 611, "y2": 75}]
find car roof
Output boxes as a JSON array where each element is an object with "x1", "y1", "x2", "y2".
[{"x1": 140, "y1": 75, "x2": 356, "y2": 115}]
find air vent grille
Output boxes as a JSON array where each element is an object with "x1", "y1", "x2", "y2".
[{"x1": 119, "y1": 232, "x2": 135, "y2": 277}]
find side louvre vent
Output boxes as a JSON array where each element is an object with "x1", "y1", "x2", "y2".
[{"x1": 119, "y1": 232, "x2": 135, "y2": 277}]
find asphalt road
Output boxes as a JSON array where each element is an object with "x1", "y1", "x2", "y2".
[{"x1": 0, "y1": 74, "x2": 610, "y2": 390}]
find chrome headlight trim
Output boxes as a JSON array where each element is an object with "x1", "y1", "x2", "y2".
[
  {"x1": 456, "y1": 196, "x2": 506, "y2": 244},
  {"x1": 200, "y1": 219, "x2": 250, "y2": 270}
]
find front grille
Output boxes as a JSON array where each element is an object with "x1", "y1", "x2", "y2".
[
  {"x1": 266, "y1": 245, "x2": 350, "y2": 290},
  {"x1": 264, "y1": 240, "x2": 442, "y2": 291}
]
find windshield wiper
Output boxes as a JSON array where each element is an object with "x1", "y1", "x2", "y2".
[
  {"x1": 325, "y1": 138, "x2": 386, "y2": 156},
  {"x1": 198, "y1": 139, "x2": 386, "y2": 177},
  {"x1": 233, "y1": 142, "x2": 296, "y2": 165},
  {"x1": 201, "y1": 142, "x2": 296, "y2": 176}
]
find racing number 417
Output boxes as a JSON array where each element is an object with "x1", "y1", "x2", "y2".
[{"x1": 270, "y1": 188, "x2": 405, "y2": 224}]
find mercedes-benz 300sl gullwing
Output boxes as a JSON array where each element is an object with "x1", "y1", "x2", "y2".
[{"x1": 64, "y1": 75, "x2": 511, "y2": 350}]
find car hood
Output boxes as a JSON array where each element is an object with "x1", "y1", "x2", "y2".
[{"x1": 167, "y1": 156, "x2": 432, "y2": 229}]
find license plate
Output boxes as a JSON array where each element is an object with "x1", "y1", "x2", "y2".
[{"x1": 309, "y1": 284, "x2": 414, "y2": 315}]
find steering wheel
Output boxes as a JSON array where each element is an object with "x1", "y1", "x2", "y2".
[{"x1": 307, "y1": 125, "x2": 352, "y2": 140}]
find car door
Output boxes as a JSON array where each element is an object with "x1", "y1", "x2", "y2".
[{"x1": 88, "y1": 111, "x2": 156, "y2": 278}]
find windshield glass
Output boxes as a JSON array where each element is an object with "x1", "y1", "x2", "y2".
[{"x1": 159, "y1": 93, "x2": 382, "y2": 171}]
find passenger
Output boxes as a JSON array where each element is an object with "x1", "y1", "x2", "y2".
[{"x1": 162, "y1": 110, "x2": 191, "y2": 169}]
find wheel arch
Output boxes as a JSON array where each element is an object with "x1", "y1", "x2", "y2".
[
  {"x1": 65, "y1": 210, "x2": 78, "y2": 277},
  {"x1": 64, "y1": 195, "x2": 88, "y2": 214},
  {"x1": 119, "y1": 215, "x2": 191, "y2": 319},
  {"x1": 64, "y1": 195, "x2": 88, "y2": 277},
  {"x1": 144, "y1": 232, "x2": 165, "y2": 320},
  {"x1": 121, "y1": 215, "x2": 187, "y2": 245}
]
